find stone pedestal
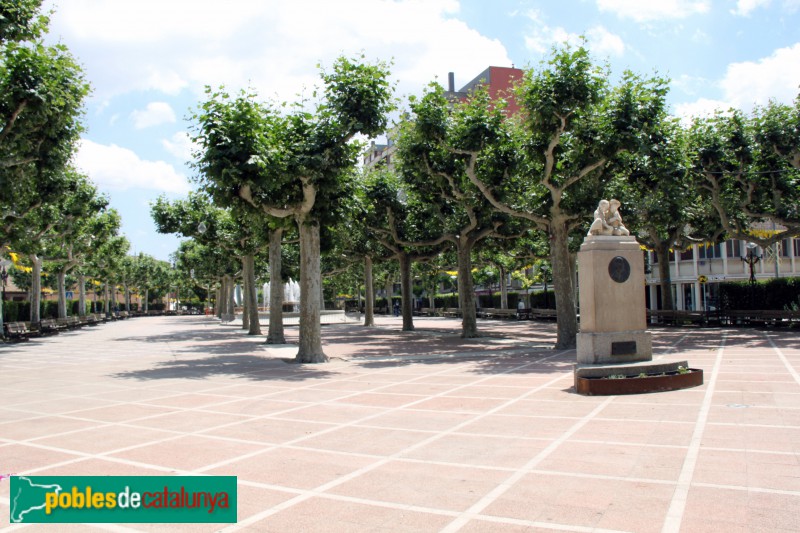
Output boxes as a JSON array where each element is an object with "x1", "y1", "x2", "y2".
[{"x1": 577, "y1": 236, "x2": 652, "y2": 364}]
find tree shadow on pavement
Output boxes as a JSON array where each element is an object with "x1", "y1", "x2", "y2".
[{"x1": 110, "y1": 354, "x2": 340, "y2": 382}]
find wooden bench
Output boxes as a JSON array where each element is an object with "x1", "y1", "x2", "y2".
[
  {"x1": 516, "y1": 308, "x2": 532, "y2": 320},
  {"x1": 485, "y1": 308, "x2": 517, "y2": 320},
  {"x1": 57, "y1": 316, "x2": 83, "y2": 329},
  {"x1": 118, "y1": 310, "x2": 130, "y2": 319},
  {"x1": 4, "y1": 321, "x2": 31, "y2": 341},
  {"x1": 736, "y1": 310, "x2": 795, "y2": 327},
  {"x1": 442, "y1": 307, "x2": 461, "y2": 318},
  {"x1": 530, "y1": 308, "x2": 558, "y2": 320},
  {"x1": 42, "y1": 318, "x2": 68, "y2": 334},
  {"x1": 647, "y1": 310, "x2": 708, "y2": 326}
]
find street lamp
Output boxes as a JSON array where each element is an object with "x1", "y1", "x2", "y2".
[
  {"x1": 741, "y1": 242, "x2": 762, "y2": 285},
  {"x1": 1, "y1": 259, "x2": 11, "y2": 337},
  {"x1": 539, "y1": 264, "x2": 550, "y2": 309},
  {"x1": 0, "y1": 258, "x2": 10, "y2": 303}
]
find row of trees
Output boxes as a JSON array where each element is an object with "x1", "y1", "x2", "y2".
[
  {"x1": 171, "y1": 41, "x2": 798, "y2": 362},
  {"x1": 0, "y1": 1, "x2": 185, "y2": 330}
]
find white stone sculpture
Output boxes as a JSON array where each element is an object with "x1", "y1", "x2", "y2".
[{"x1": 587, "y1": 198, "x2": 629, "y2": 236}]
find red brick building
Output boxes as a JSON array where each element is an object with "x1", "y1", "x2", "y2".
[{"x1": 445, "y1": 66, "x2": 524, "y2": 116}]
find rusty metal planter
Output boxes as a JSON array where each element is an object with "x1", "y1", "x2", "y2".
[{"x1": 576, "y1": 369, "x2": 704, "y2": 396}]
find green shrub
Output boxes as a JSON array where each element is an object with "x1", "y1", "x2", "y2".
[{"x1": 719, "y1": 277, "x2": 800, "y2": 310}]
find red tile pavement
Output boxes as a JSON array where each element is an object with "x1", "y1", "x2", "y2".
[{"x1": 1, "y1": 314, "x2": 799, "y2": 532}]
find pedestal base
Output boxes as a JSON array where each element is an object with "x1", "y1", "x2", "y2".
[{"x1": 577, "y1": 330, "x2": 652, "y2": 365}]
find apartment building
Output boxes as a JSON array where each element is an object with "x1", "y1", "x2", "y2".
[{"x1": 645, "y1": 237, "x2": 800, "y2": 311}]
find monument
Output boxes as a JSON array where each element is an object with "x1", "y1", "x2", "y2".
[
  {"x1": 574, "y1": 199, "x2": 702, "y2": 395},
  {"x1": 577, "y1": 199, "x2": 651, "y2": 364}
]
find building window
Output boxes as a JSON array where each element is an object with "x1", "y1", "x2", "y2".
[
  {"x1": 781, "y1": 239, "x2": 791, "y2": 257},
  {"x1": 726, "y1": 240, "x2": 742, "y2": 258},
  {"x1": 794, "y1": 238, "x2": 800, "y2": 258},
  {"x1": 699, "y1": 243, "x2": 722, "y2": 259},
  {"x1": 680, "y1": 247, "x2": 694, "y2": 261}
]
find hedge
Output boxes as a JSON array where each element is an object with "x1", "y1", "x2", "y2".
[
  {"x1": 718, "y1": 277, "x2": 800, "y2": 311},
  {"x1": 1, "y1": 300, "x2": 143, "y2": 321}
]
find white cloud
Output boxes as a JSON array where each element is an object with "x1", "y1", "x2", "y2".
[
  {"x1": 673, "y1": 98, "x2": 731, "y2": 122},
  {"x1": 130, "y1": 102, "x2": 177, "y2": 129},
  {"x1": 75, "y1": 139, "x2": 191, "y2": 194},
  {"x1": 523, "y1": 12, "x2": 624, "y2": 58},
  {"x1": 673, "y1": 43, "x2": 800, "y2": 120},
  {"x1": 161, "y1": 132, "x2": 197, "y2": 162},
  {"x1": 731, "y1": 0, "x2": 771, "y2": 16},
  {"x1": 586, "y1": 26, "x2": 626, "y2": 56},
  {"x1": 720, "y1": 43, "x2": 800, "y2": 108},
  {"x1": 596, "y1": 0, "x2": 711, "y2": 21},
  {"x1": 44, "y1": 0, "x2": 507, "y2": 102}
]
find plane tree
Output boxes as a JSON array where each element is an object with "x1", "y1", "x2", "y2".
[
  {"x1": 43, "y1": 173, "x2": 119, "y2": 318},
  {"x1": 463, "y1": 43, "x2": 669, "y2": 348},
  {"x1": 1, "y1": 0, "x2": 90, "y2": 245},
  {"x1": 687, "y1": 108, "x2": 800, "y2": 254},
  {"x1": 395, "y1": 82, "x2": 529, "y2": 338},
  {"x1": 755, "y1": 94, "x2": 800, "y2": 169},
  {"x1": 360, "y1": 167, "x2": 448, "y2": 331},
  {"x1": 192, "y1": 55, "x2": 394, "y2": 362},
  {"x1": 605, "y1": 117, "x2": 715, "y2": 311},
  {"x1": 151, "y1": 193, "x2": 271, "y2": 335}
]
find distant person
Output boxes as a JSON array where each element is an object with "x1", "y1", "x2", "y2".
[{"x1": 393, "y1": 301, "x2": 400, "y2": 316}]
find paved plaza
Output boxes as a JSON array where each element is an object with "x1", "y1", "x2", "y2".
[{"x1": 1, "y1": 315, "x2": 799, "y2": 532}]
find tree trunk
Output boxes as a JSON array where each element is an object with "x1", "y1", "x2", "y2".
[
  {"x1": 219, "y1": 275, "x2": 233, "y2": 321},
  {"x1": 499, "y1": 264, "x2": 508, "y2": 309},
  {"x1": 656, "y1": 242, "x2": 674, "y2": 311},
  {"x1": 267, "y1": 228, "x2": 286, "y2": 344},
  {"x1": 228, "y1": 281, "x2": 235, "y2": 320},
  {"x1": 243, "y1": 254, "x2": 261, "y2": 335},
  {"x1": 57, "y1": 270, "x2": 68, "y2": 318},
  {"x1": 550, "y1": 221, "x2": 578, "y2": 349},
  {"x1": 104, "y1": 280, "x2": 110, "y2": 316},
  {"x1": 364, "y1": 255, "x2": 375, "y2": 326},
  {"x1": 144, "y1": 288, "x2": 149, "y2": 313},
  {"x1": 241, "y1": 267, "x2": 250, "y2": 330},
  {"x1": 384, "y1": 273, "x2": 393, "y2": 313},
  {"x1": 78, "y1": 274, "x2": 86, "y2": 316},
  {"x1": 456, "y1": 238, "x2": 479, "y2": 338},
  {"x1": 30, "y1": 254, "x2": 42, "y2": 324},
  {"x1": 399, "y1": 252, "x2": 414, "y2": 331},
  {"x1": 295, "y1": 219, "x2": 327, "y2": 363},
  {"x1": 124, "y1": 282, "x2": 131, "y2": 311}
]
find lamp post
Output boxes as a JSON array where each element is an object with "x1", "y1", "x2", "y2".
[
  {"x1": 741, "y1": 242, "x2": 762, "y2": 310},
  {"x1": 0, "y1": 259, "x2": 11, "y2": 337},
  {"x1": 539, "y1": 264, "x2": 550, "y2": 309},
  {"x1": 741, "y1": 242, "x2": 762, "y2": 286}
]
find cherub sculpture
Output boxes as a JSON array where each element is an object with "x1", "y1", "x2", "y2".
[{"x1": 587, "y1": 199, "x2": 629, "y2": 236}]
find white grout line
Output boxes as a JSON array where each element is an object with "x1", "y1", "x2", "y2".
[
  {"x1": 764, "y1": 333, "x2": 800, "y2": 387},
  {"x1": 219, "y1": 350, "x2": 574, "y2": 531},
  {"x1": 660, "y1": 332, "x2": 727, "y2": 533},
  {"x1": 439, "y1": 396, "x2": 616, "y2": 532},
  {"x1": 692, "y1": 481, "x2": 800, "y2": 497}
]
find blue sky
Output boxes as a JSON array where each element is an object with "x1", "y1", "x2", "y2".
[{"x1": 42, "y1": 0, "x2": 800, "y2": 261}]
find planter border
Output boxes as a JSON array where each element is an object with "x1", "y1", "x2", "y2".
[{"x1": 575, "y1": 368, "x2": 703, "y2": 395}]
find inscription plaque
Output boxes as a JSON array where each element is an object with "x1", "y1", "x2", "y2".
[{"x1": 611, "y1": 341, "x2": 637, "y2": 356}]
